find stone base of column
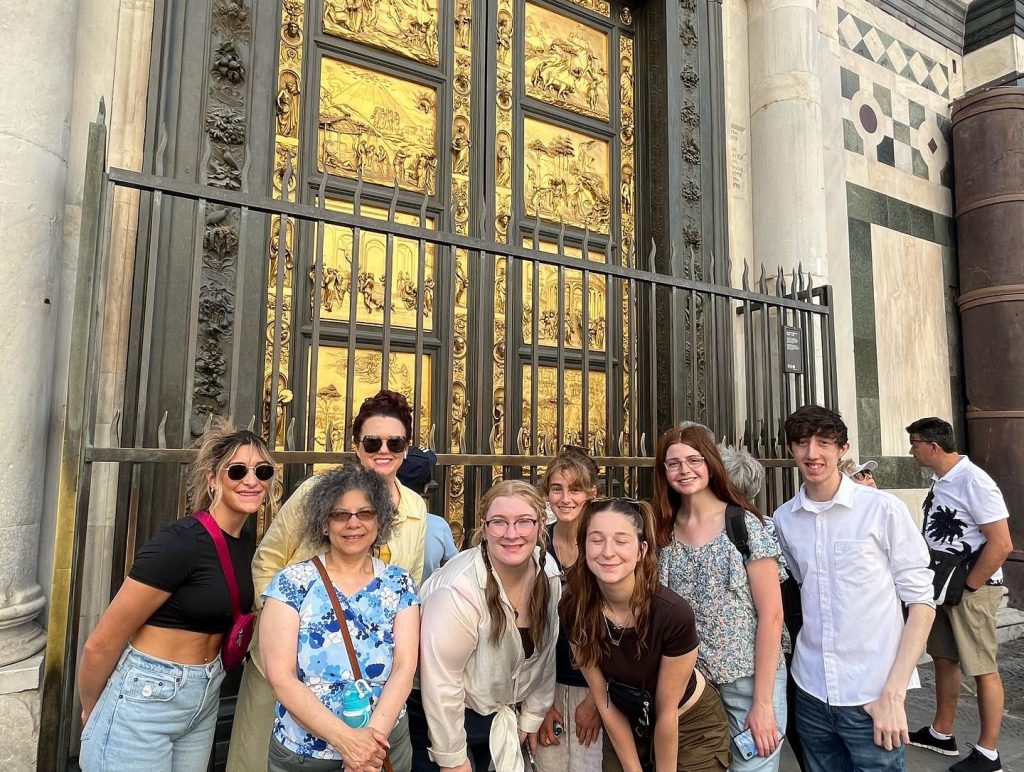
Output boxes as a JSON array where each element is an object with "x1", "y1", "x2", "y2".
[
  {"x1": 0, "y1": 687, "x2": 40, "y2": 772},
  {"x1": 0, "y1": 587, "x2": 47, "y2": 668}
]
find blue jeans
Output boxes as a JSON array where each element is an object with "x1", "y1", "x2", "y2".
[
  {"x1": 717, "y1": 665, "x2": 788, "y2": 772},
  {"x1": 794, "y1": 688, "x2": 904, "y2": 772},
  {"x1": 80, "y1": 645, "x2": 225, "y2": 772}
]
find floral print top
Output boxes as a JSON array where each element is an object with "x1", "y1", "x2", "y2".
[
  {"x1": 658, "y1": 511, "x2": 787, "y2": 684},
  {"x1": 263, "y1": 557, "x2": 420, "y2": 759}
]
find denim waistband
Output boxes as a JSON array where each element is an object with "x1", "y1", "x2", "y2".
[{"x1": 119, "y1": 644, "x2": 224, "y2": 679}]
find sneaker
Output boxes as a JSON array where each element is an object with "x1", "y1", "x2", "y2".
[
  {"x1": 908, "y1": 726, "x2": 959, "y2": 756},
  {"x1": 949, "y1": 745, "x2": 1002, "y2": 772}
]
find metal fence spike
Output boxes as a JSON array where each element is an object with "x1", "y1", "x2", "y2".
[
  {"x1": 419, "y1": 190, "x2": 429, "y2": 227},
  {"x1": 477, "y1": 198, "x2": 488, "y2": 235},
  {"x1": 203, "y1": 412, "x2": 214, "y2": 434},
  {"x1": 742, "y1": 261, "x2": 750, "y2": 291},
  {"x1": 111, "y1": 409, "x2": 122, "y2": 448},
  {"x1": 157, "y1": 412, "x2": 168, "y2": 449},
  {"x1": 516, "y1": 426, "x2": 528, "y2": 454},
  {"x1": 428, "y1": 423, "x2": 436, "y2": 452},
  {"x1": 532, "y1": 216, "x2": 541, "y2": 248},
  {"x1": 618, "y1": 431, "x2": 627, "y2": 456},
  {"x1": 791, "y1": 268, "x2": 799, "y2": 298},
  {"x1": 688, "y1": 245, "x2": 697, "y2": 279},
  {"x1": 639, "y1": 432, "x2": 647, "y2": 457},
  {"x1": 758, "y1": 264, "x2": 767, "y2": 293},
  {"x1": 247, "y1": 414, "x2": 256, "y2": 432},
  {"x1": 317, "y1": 173, "x2": 328, "y2": 206},
  {"x1": 648, "y1": 237, "x2": 657, "y2": 266},
  {"x1": 388, "y1": 178, "x2": 400, "y2": 221},
  {"x1": 156, "y1": 124, "x2": 169, "y2": 177},
  {"x1": 806, "y1": 269, "x2": 815, "y2": 293},
  {"x1": 281, "y1": 153, "x2": 293, "y2": 203},
  {"x1": 557, "y1": 218, "x2": 566, "y2": 253},
  {"x1": 324, "y1": 420, "x2": 334, "y2": 452},
  {"x1": 97, "y1": 97, "x2": 107, "y2": 124},
  {"x1": 286, "y1": 418, "x2": 296, "y2": 451},
  {"x1": 354, "y1": 167, "x2": 364, "y2": 214}
]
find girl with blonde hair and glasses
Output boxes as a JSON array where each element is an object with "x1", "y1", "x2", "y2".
[
  {"x1": 79, "y1": 421, "x2": 276, "y2": 771},
  {"x1": 417, "y1": 480, "x2": 562, "y2": 772},
  {"x1": 654, "y1": 427, "x2": 787, "y2": 772}
]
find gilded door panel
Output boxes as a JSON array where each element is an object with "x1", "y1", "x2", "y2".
[
  {"x1": 318, "y1": 57, "x2": 439, "y2": 194},
  {"x1": 525, "y1": 3, "x2": 609, "y2": 122},
  {"x1": 323, "y1": 0, "x2": 440, "y2": 65},
  {"x1": 523, "y1": 117, "x2": 611, "y2": 233},
  {"x1": 522, "y1": 241, "x2": 607, "y2": 350},
  {"x1": 521, "y1": 366, "x2": 607, "y2": 454}
]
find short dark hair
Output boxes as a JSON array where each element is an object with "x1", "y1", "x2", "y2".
[
  {"x1": 905, "y1": 417, "x2": 956, "y2": 453},
  {"x1": 784, "y1": 405, "x2": 849, "y2": 446},
  {"x1": 352, "y1": 389, "x2": 413, "y2": 442}
]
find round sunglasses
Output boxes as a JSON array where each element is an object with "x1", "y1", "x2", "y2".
[
  {"x1": 357, "y1": 435, "x2": 409, "y2": 454},
  {"x1": 225, "y1": 462, "x2": 276, "y2": 482}
]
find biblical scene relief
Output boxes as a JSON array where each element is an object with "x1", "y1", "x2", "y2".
[
  {"x1": 318, "y1": 58, "x2": 438, "y2": 194},
  {"x1": 323, "y1": 0, "x2": 440, "y2": 65},
  {"x1": 525, "y1": 3, "x2": 609, "y2": 121},
  {"x1": 524, "y1": 117, "x2": 611, "y2": 233},
  {"x1": 522, "y1": 242, "x2": 607, "y2": 350},
  {"x1": 314, "y1": 199, "x2": 436, "y2": 331},
  {"x1": 312, "y1": 348, "x2": 432, "y2": 452},
  {"x1": 521, "y1": 367, "x2": 607, "y2": 455}
]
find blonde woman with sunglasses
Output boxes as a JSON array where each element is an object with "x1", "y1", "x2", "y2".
[
  {"x1": 227, "y1": 389, "x2": 428, "y2": 772},
  {"x1": 79, "y1": 422, "x2": 276, "y2": 771}
]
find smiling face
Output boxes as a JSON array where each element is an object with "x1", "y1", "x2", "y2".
[
  {"x1": 546, "y1": 471, "x2": 595, "y2": 524},
  {"x1": 585, "y1": 509, "x2": 645, "y2": 589},
  {"x1": 208, "y1": 444, "x2": 273, "y2": 519},
  {"x1": 789, "y1": 433, "x2": 849, "y2": 489},
  {"x1": 327, "y1": 488, "x2": 380, "y2": 559},
  {"x1": 663, "y1": 441, "x2": 710, "y2": 498},
  {"x1": 482, "y1": 495, "x2": 542, "y2": 571},
  {"x1": 354, "y1": 415, "x2": 407, "y2": 481}
]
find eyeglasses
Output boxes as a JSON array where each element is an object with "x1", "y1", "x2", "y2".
[
  {"x1": 909, "y1": 439, "x2": 932, "y2": 447},
  {"x1": 225, "y1": 463, "x2": 275, "y2": 482},
  {"x1": 329, "y1": 508, "x2": 378, "y2": 523},
  {"x1": 853, "y1": 470, "x2": 873, "y2": 480},
  {"x1": 483, "y1": 517, "x2": 540, "y2": 536},
  {"x1": 357, "y1": 435, "x2": 409, "y2": 454},
  {"x1": 663, "y1": 456, "x2": 705, "y2": 472}
]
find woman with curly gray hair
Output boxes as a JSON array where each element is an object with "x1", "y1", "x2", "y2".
[{"x1": 259, "y1": 464, "x2": 421, "y2": 772}]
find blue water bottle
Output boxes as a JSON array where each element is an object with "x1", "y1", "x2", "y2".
[{"x1": 340, "y1": 675, "x2": 373, "y2": 728}]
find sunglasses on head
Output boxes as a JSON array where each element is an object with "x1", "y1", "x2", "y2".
[
  {"x1": 225, "y1": 463, "x2": 276, "y2": 482},
  {"x1": 357, "y1": 435, "x2": 409, "y2": 454}
]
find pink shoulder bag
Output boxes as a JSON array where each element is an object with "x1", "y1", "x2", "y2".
[{"x1": 195, "y1": 511, "x2": 255, "y2": 669}]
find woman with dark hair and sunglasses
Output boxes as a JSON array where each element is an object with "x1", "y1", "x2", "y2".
[
  {"x1": 654, "y1": 427, "x2": 786, "y2": 772},
  {"x1": 417, "y1": 480, "x2": 561, "y2": 772},
  {"x1": 79, "y1": 421, "x2": 276, "y2": 771},
  {"x1": 228, "y1": 389, "x2": 428, "y2": 772},
  {"x1": 560, "y1": 498, "x2": 731, "y2": 772},
  {"x1": 259, "y1": 464, "x2": 420, "y2": 772}
]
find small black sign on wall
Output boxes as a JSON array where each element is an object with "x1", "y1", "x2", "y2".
[{"x1": 783, "y1": 326, "x2": 804, "y2": 374}]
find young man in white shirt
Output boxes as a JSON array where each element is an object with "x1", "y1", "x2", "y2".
[
  {"x1": 906, "y1": 417, "x2": 1014, "y2": 772},
  {"x1": 773, "y1": 405, "x2": 935, "y2": 772}
]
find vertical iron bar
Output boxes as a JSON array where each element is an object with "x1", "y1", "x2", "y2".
[
  {"x1": 580, "y1": 232, "x2": 590, "y2": 456},
  {"x1": 530, "y1": 256, "x2": 540, "y2": 477},
  {"x1": 556, "y1": 261, "x2": 566, "y2": 452},
  {"x1": 413, "y1": 197, "x2": 428, "y2": 444},
  {"x1": 307, "y1": 177, "x2": 328, "y2": 451},
  {"x1": 381, "y1": 186, "x2": 399, "y2": 389},
  {"x1": 344, "y1": 204, "x2": 362, "y2": 445},
  {"x1": 180, "y1": 190, "x2": 208, "y2": 447}
]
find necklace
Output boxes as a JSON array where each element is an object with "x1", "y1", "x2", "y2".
[{"x1": 604, "y1": 614, "x2": 626, "y2": 646}]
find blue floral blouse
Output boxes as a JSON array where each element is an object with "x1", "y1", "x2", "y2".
[
  {"x1": 658, "y1": 512, "x2": 787, "y2": 684},
  {"x1": 263, "y1": 557, "x2": 420, "y2": 759}
]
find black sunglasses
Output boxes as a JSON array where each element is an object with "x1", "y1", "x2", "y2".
[
  {"x1": 358, "y1": 435, "x2": 409, "y2": 454},
  {"x1": 225, "y1": 463, "x2": 275, "y2": 482}
]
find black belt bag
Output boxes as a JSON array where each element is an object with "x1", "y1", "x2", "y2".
[
  {"x1": 928, "y1": 548, "x2": 977, "y2": 607},
  {"x1": 606, "y1": 678, "x2": 653, "y2": 739}
]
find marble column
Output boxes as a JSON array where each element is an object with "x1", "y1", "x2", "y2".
[
  {"x1": 747, "y1": 0, "x2": 828, "y2": 279},
  {"x1": 0, "y1": 0, "x2": 79, "y2": 675}
]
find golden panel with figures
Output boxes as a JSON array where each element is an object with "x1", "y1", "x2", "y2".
[
  {"x1": 521, "y1": 242, "x2": 607, "y2": 351},
  {"x1": 521, "y1": 366, "x2": 607, "y2": 455},
  {"x1": 323, "y1": 0, "x2": 440, "y2": 65},
  {"x1": 524, "y1": 117, "x2": 610, "y2": 233},
  {"x1": 314, "y1": 199, "x2": 436, "y2": 331},
  {"x1": 312, "y1": 348, "x2": 433, "y2": 451},
  {"x1": 525, "y1": 4, "x2": 609, "y2": 121},
  {"x1": 318, "y1": 58, "x2": 438, "y2": 193}
]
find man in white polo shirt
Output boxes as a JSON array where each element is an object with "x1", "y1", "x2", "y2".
[
  {"x1": 906, "y1": 417, "x2": 1014, "y2": 772},
  {"x1": 773, "y1": 406, "x2": 935, "y2": 772}
]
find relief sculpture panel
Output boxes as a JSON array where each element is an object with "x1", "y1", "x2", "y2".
[
  {"x1": 323, "y1": 0, "x2": 440, "y2": 65},
  {"x1": 522, "y1": 241, "x2": 607, "y2": 350},
  {"x1": 525, "y1": 3, "x2": 609, "y2": 122},
  {"x1": 319, "y1": 58, "x2": 438, "y2": 194},
  {"x1": 524, "y1": 117, "x2": 610, "y2": 233},
  {"x1": 521, "y1": 367, "x2": 607, "y2": 455}
]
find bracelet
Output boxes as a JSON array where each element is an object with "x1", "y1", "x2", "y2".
[{"x1": 964, "y1": 583, "x2": 978, "y2": 593}]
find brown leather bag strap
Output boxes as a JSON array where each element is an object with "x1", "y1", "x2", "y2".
[{"x1": 311, "y1": 556, "x2": 394, "y2": 772}]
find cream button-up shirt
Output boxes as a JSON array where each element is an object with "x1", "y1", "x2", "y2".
[
  {"x1": 419, "y1": 547, "x2": 560, "y2": 772},
  {"x1": 773, "y1": 475, "x2": 934, "y2": 706}
]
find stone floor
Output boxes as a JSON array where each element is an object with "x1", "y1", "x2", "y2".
[{"x1": 780, "y1": 635, "x2": 1024, "y2": 771}]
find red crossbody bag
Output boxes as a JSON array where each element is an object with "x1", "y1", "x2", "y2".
[{"x1": 195, "y1": 511, "x2": 255, "y2": 669}]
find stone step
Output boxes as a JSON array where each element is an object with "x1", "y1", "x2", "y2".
[{"x1": 997, "y1": 603, "x2": 1024, "y2": 643}]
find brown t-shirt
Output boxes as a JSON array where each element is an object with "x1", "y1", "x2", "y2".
[{"x1": 590, "y1": 585, "x2": 699, "y2": 706}]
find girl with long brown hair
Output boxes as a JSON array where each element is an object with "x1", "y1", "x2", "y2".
[
  {"x1": 560, "y1": 498, "x2": 731, "y2": 772},
  {"x1": 418, "y1": 480, "x2": 562, "y2": 772},
  {"x1": 654, "y1": 427, "x2": 786, "y2": 771}
]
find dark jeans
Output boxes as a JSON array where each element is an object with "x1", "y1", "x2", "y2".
[
  {"x1": 784, "y1": 653, "x2": 807, "y2": 771},
  {"x1": 408, "y1": 689, "x2": 495, "y2": 772},
  {"x1": 794, "y1": 688, "x2": 904, "y2": 772}
]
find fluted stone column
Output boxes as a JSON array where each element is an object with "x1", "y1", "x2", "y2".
[
  {"x1": 0, "y1": 0, "x2": 78, "y2": 673},
  {"x1": 747, "y1": 0, "x2": 828, "y2": 278}
]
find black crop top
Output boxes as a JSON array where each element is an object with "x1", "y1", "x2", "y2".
[{"x1": 128, "y1": 515, "x2": 256, "y2": 634}]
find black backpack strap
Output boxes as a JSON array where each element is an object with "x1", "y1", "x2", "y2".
[{"x1": 724, "y1": 503, "x2": 751, "y2": 561}]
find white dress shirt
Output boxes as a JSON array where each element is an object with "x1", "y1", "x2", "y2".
[
  {"x1": 773, "y1": 475, "x2": 934, "y2": 706},
  {"x1": 419, "y1": 547, "x2": 561, "y2": 772}
]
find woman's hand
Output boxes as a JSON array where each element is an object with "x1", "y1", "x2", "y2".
[
  {"x1": 745, "y1": 700, "x2": 780, "y2": 757},
  {"x1": 574, "y1": 692, "x2": 602, "y2": 747},
  {"x1": 539, "y1": 706, "x2": 564, "y2": 747},
  {"x1": 336, "y1": 725, "x2": 388, "y2": 771}
]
